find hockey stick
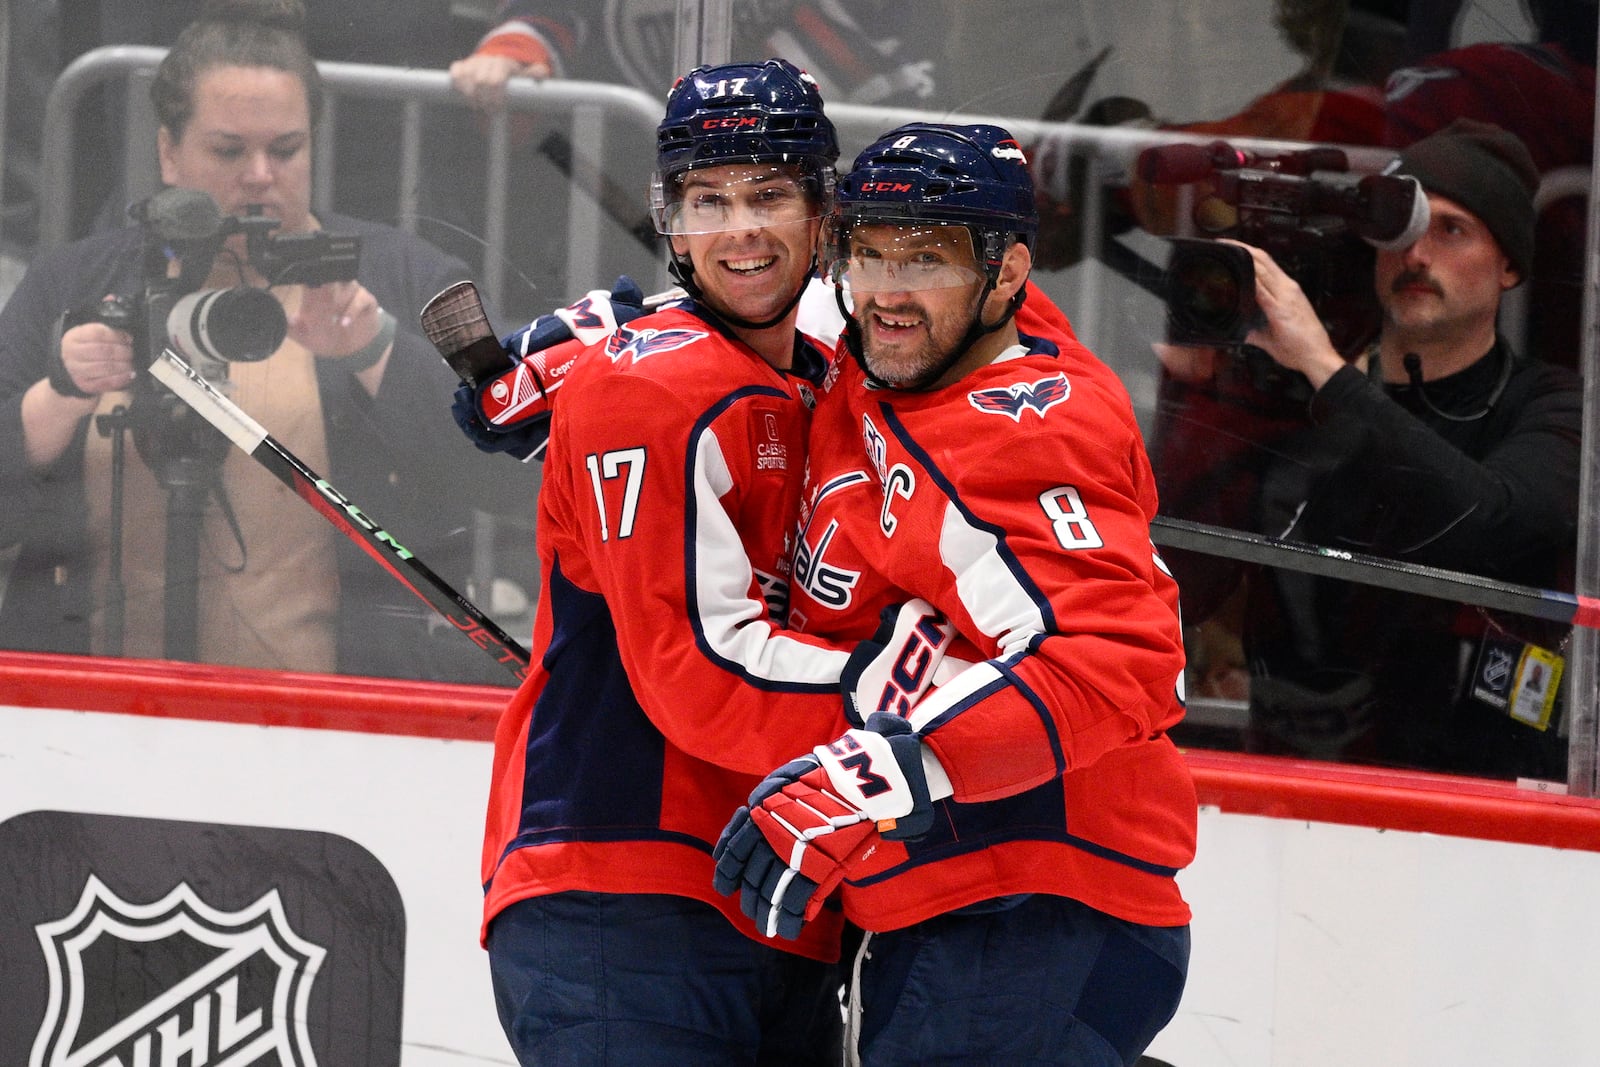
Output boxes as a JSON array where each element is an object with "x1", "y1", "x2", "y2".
[
  {"x1": 1152, "y1": 515, "x2": 1600, "y2": 630},
  {"x1": 147, "y1": 348, "x2": 532, "y2": 681},
  {"x1": 421, "y1": 279, "x2": 685, "y2": 386}
]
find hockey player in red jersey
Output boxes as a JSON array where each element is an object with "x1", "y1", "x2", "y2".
[
  {"x1": 713, "y1": 124, "x2": 1196, "y2": 1064},
  {"x1": 475, "y1": 60, "x2": 937, "y2": 1065}
]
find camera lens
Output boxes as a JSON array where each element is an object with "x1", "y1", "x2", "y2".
[
  {"x1": 1174, "y1": 253, "x2": 1243, "y2": 327},
  {"x1": 1165, "y1": 239, "x2": 1258, "y2": 345},
  {"x1": 167, "y1": 287, "x2": 287, "y2": 364}
]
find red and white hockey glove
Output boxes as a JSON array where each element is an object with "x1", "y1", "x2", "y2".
[
  {"x1": 450, "y1": 275, "x2": 647, "y2": 460},
  {"x1": 841, "y1": 598, "x2": 957, "y2": 727},
  {"x1": 712, "y1": 713, "x2": 933, "y2": 940}
]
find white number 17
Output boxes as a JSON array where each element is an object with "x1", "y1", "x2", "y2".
[{"x1": 586, "y1": 447, "x2": 647, "y2": 541}]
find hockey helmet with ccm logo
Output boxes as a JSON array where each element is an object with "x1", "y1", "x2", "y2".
[
  {"x1": 654, "y1": 58, "x2": 838, "y2": 187},
  {"x1": 650, "y1": 58, "x2": 840, "y2": 327},
  {"x1": 830, "y1": 123, "x2": 1040, "y2": 388},
  {"x1": 834, "y1": 122, "x2": 1038, "y2": 281}
]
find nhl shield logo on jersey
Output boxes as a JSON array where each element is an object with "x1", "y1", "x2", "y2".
[
  {"x1": 968, "y1": 374, "x2": 1072, "y2": 421},
  {"x1": 29, "y1": 876, "x2": 325, "y2": 1067}
]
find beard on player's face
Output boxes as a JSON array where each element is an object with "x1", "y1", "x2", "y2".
[{"x1": 858, "y1": 286, "x2": 984, "y2": 390}]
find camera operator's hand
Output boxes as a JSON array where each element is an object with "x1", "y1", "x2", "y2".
[
  {"x1": 22, "y1": 319, "x2": 136, "y2": 468},
  {"x1": 1223, "y1": 240, "x2": 1347, "y2": 391},
  {"x1": 58, "y1": 319, "x2": 137, "y2": 396},
  {"x1": 290, "y1": 280, "x2": 390, "y2": 382}
]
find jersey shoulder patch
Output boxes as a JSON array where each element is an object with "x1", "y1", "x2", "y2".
[
  {"x1": 605, "y1": 324, "x2": 708, "y2": 363},
  {"x1": 967, "y1": 373, "x2": 1072, "y2": 420}
]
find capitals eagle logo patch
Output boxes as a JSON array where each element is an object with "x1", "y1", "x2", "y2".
[
  {"x1": 968, "y1": 374, "x2": 1071, "y2": 420},
  {"x1": 605, "y1": 326, "x2": 707, "y2": 363}
]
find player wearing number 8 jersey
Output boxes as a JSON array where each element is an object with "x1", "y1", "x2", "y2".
[
  {"x1": 795, "y1": 273, "x2": 1197, "y2": 933},
  {"x1": 714, "y1": 124, "x2": 1196, "y2": 1064}
]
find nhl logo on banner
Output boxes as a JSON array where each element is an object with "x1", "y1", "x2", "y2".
[
  {"x1": 30, "y1": 876, "x2": 323, "y2": 1066},
  {"x1": 0, "y1": 811, "x2": 405, "y2": 1066}
]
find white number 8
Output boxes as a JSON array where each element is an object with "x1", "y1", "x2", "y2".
[{"x1": 1040, "y1": 486, "x2": 1102, "y2": 550}]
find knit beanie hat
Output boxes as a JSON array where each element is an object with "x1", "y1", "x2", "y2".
[{"x1": 1390, "y1": 118, "x2": 1539, "y2": 278}]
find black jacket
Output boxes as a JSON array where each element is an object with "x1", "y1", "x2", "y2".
[{"x1": 1244, "y1": 342, "x2": 1582, "y2": 779}]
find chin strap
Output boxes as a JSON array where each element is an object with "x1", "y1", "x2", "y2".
[{"x1": 952, "y1": 281, "x2": 1026, "y2": 362}]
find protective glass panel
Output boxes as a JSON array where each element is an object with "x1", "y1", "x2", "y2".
[{"x1": 0, "y1": 0, "x2": 1591, "y2": 786}]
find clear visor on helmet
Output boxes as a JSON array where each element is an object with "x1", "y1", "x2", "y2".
[
  {"x1": 652, "y1": 166, "x2": 827, "y2": 236},
  {"x1": 828, "y1": 222, "x2": 985, "y2": 293}
]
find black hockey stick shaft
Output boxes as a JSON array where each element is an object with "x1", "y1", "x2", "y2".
[
  {"x1": 148, "y1": 348, "x2": 531, "y2": 680},
  {"x1": 1152, "y1": 515, "x2": 1600, "y2": 630}
]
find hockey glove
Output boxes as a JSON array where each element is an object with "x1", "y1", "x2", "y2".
[
  {"x1": 450, "y1": 275, "x2": 648, "y2": 460},
  {"x1": 841, "y1": 599, "x2": 957, "y2": 727},
  {"x1": 712, "y1": 713, "x2": 933, "y2": 940}
]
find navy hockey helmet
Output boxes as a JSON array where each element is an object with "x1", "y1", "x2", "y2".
[
  {"x1": 650, "y1": 58, "x2": 838, "y2": 329},
  {"x1": 651, "y1": 58, "x2": 839, "y2": 234},
  {"x1": 833, "y1": 122, "x2": 1037, "y2": 281}
]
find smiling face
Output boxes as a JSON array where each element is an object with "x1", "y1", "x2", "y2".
[
  {"x1": 666, "y1": 164, "x2": 824, "y2": 328},
  {"x1": 843, "y1": 222, "x2": 994, "y2": 389},
  {"x1": 157, "y1": 65, "x2": 314, "y2": 236}
]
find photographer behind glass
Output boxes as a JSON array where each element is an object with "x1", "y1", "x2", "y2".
[
  {"x1": 1164, "y1": 118, "x2": 1583, "y2": 780},
  {"x1": 0, "y1": 0, "x2": 507, "y2": 681}
]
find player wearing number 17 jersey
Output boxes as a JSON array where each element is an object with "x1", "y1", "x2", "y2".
[
  {"x1": 478, "y1": 61, "x2": 866, "y2": 1065},
  {"x1": 715, "y1": 124, "x2": 1196, "y2": 1064}
]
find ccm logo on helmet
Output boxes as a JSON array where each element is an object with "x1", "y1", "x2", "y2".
[
  {"x1": 701, "y1": 116, "x2": 761, "y2": 130},
  {"x1": 859, "y1": 181, "x2": 914, "y2": 193}
]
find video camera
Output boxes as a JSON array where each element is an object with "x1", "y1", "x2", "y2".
[
  {"x1": 65, "y1": 187, "x2": 361, "y2": 382},
  {"x1": 61, "y1": 187, "x2": 363, "y2": 484},
  {"x1": 1136, "y1": 140, "x2": 1427, "y2": 354}
]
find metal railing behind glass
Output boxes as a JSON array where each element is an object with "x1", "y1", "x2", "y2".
[{"x1": 39, "y1": 46, "x2": 663, "y2": 314}]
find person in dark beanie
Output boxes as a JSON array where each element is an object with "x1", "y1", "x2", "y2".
[
  {"x1": 1177, "y1": 118, "x2": 1582, "y2": 781},
  {"x1": 1383, "y1": 3, "x2": 1596, "y2": 371},
  {"x1": 1388, "y1": 117, "x2": 1540, "y2": 283}
]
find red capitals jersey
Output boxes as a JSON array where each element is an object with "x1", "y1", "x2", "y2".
[
  {"x1": 480, "y1": 302, "x2": 854, "y2": 962},
  {"x1": 790, "y1": 285, "x2": 1197, "y2": 931}
]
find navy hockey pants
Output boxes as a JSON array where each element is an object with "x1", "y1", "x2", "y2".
[
  {"x1": 487, "y1": 891, "x2": 844, "y2": 1066},
  {"x1": 850, "y1": 894, "x2": 1190, "y2": 1065}
]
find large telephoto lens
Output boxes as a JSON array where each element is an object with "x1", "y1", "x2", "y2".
[
  {"x1": 167, "y1": 287, "x2": 287, "y2": 364},
  {"x1": 1165, "y1": 238, "x2": 1259, "y2": 345}
]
